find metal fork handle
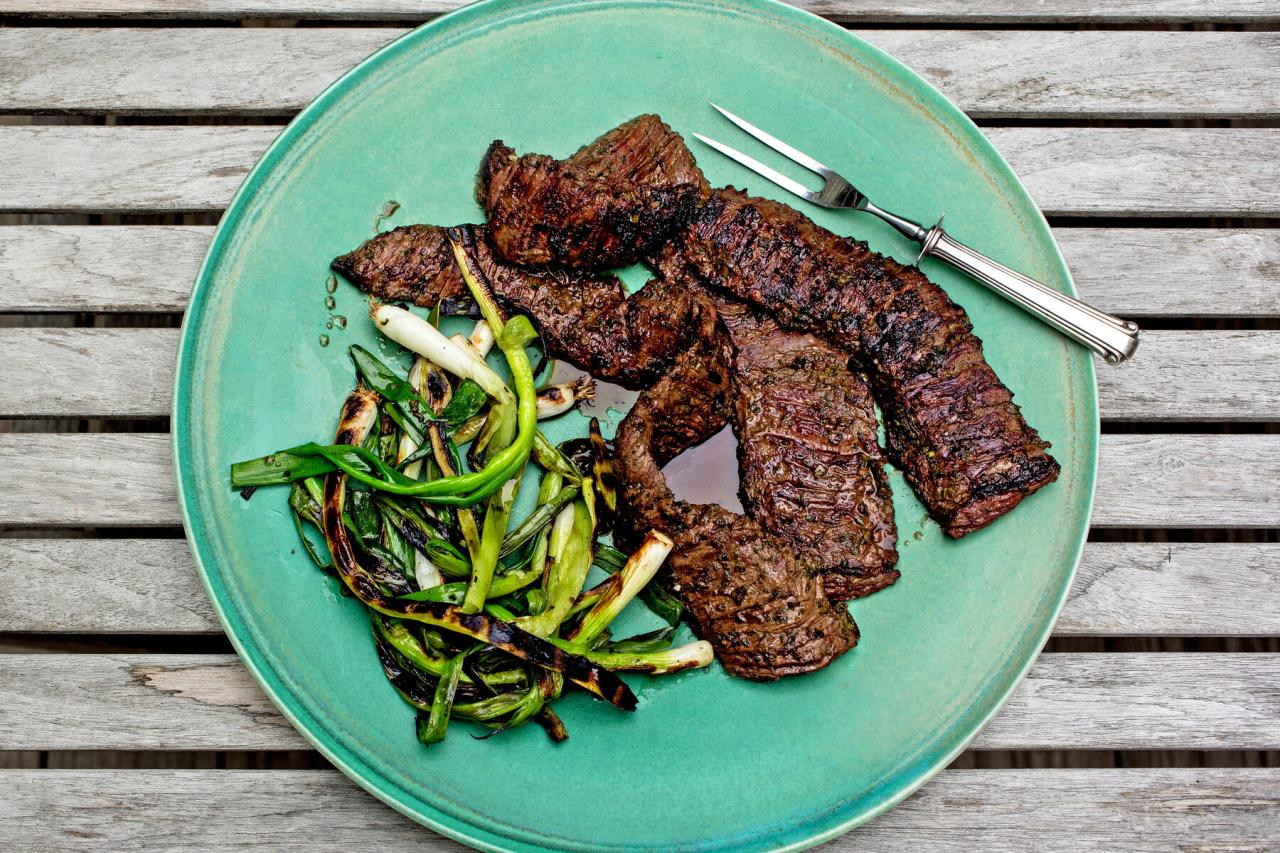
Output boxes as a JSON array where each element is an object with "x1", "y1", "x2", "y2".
[{"x1": 921, "y1": 224, "x2": 1140, "y2": 365}]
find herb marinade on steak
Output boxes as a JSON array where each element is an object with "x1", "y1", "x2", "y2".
[
  {"x1": 649, "y1": 244, "x2": 900, "y2": 599},
  {"x1": 711, "y1": 299, "x2": 900, "y2": 600},
  {"x1": 333, "y1": 223, "x2": 712, "y2": 390},
  {"x1": 477, "y1": 117, "x2": 1058, "y2": 536}
]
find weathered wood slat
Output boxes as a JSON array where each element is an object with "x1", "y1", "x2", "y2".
[
  {"x1": 986, "y1": 128, "x2": 1280, "y2": 219},
  {"x1": 1053, "y1": 228, "x2": 1280, "y2": 319},
  {"x1": 2, "y1": 768, "x2": 1277, "y2": 851},
  {"x1": 2, "y1": 29, "x2": 1276, "y2": 119},
  {"x1": 0, "y1": 225, "x2": 203, "y2": 313},
  {"x1": 4, "y1": 126, "x2": 1276, "y2": 217},
  {"x1": 0, "y1": 126, "x2": 271, "y2": 214},
  {"x1": 4, "y1": 226, "x2": 1278, "y2": 317},
  {"x1": 0, "y1": 328, "x2": 176, "y2": 419},
  {"x1": 1055, "y1": 543, "x2": 1280, "y2": 637},
  {"x1": 1094, "y1": 330, "x2": 1280, "y2": 422},
  {"x1": 0, "y1": 653, "x2": 1274, "y2": 750},
  {"x1": 1094, "y1": 434, "x2": 1280, "y2": 528},
  {"x1": 2, "y1": 433, "x2": 1276, "y2": 527},
  {"x1": 4, "y1": 327, "x2": 1277, "y2": 421},
  {"x1": 0, "y1": 434, "x2": 177, "y2": 527},
  {"x1": 0, "y1": 539, "x2": 214, "y2": 633},
  {"x1": 4, "y1": 539, "x2": 1275, "y2": 636},
  {"x1": 0, "y1": 0, "x2": 1276, "y2": 23}
]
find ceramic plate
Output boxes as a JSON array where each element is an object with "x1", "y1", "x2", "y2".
[{"x1": 173, "y1": 1, "x2": 1097, "y2": 849}]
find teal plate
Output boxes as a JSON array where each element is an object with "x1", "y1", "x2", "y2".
[{"x1": 173, "y1": 1, "x2": 1097, "y2": 849}]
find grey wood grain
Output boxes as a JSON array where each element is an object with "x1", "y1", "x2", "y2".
[
  {"x1": 3, "y1": 433, "x2": 1276, "y2": 527},
  {"x1": 984, "y1": 127, "x2": 1280, "y2": 219},
  {"x1": 1052, "y1": 228, "x2": 1280, "y2": 318},
  {"x1": 2, "y1": 29, "x2": 1276, "y2": 119},
  {"x1": 0, "y1": 0, "x2": 1276, "y2": 22},
  {"x1": 1, "y1": 653, "x2": 1274, "y2": 750},
  {"x1": 5, "y1": 126, "x2": 1276, "y2": 217},
  {"x1": 1055, "y1": 543, "x2": 1280, "y2": 637},
  {"x1": 0, "y1": 126, "x2": 272, "y2": 214},
  {"x1": 0, "y1": 768, "x2": 1276, "y2": 850},
  {"x1": 0, "y1": 225, "x2": 203, "y2": 313},
  {"x1": 1094, "y1": 434, "x2": 1280, "y2": 528},
  {"x1": 4, "y1": 540, "x2": 1276, "y2": 637},
  {"x1": 4, "y1": 226, "x2": 1279, "y2": 317},
  {"x1": 0, "y1": 434, "x2": 177, "y2": 527},
  {"x1": 4, "y1": 327, "x2": 1277, "y2": 421},
  {"x1": 0, "y1": 539, "x2": 213, "y2": 633},
  {"x1": 1094, "y1": 330, "x2": 1280, "y2": 422},
  {"x1": 0, "y1": 328, "x2": 176, "y2": 418}
]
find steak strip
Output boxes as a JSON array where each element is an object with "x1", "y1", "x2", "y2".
[
  {"x1": 333, "y1": 224, "x2": 708, "y2": 390},
  {"x1": 478, "y1": 115, "x2": 709, "y2": 269},
  {"x1": 610, "y1": 327, "x2": 860, "y2": 679},
  {"x1": 649, "y1": 243, "x2": 898, "y2": 599},
  {"x1": 665, "y1": 188, "x2": 1059, "y2": 537},
  {"x1": 476, "y1": 117, "x2": 1057, "y2": 537},
  {"x1": 337, "y1": 223, "x2": 900, "y2": 598},
  {"x1": 712, "y1": 298, "x2": 899, "y2": 599}
]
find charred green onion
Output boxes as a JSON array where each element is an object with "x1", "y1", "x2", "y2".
[
  {"x1": 231, "y1": 257, "x2": 717, "y2": 747},
  {"x1": 566, "y1": 530, "x2": 672, "y2": 647},
  {"x1": 536, "y1": 377, "x2": 596, "y2": 419}
]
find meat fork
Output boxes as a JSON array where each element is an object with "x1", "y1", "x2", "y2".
[{"x1": 695, "y1": 105, "x2": 1141, "y2": 365}]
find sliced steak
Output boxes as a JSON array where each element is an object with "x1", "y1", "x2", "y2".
[
  {"x1": 715, "y1": 299, "x2": 899, "y2": 599},
  {"x1": 665, "y1": 188, "x2": 1059, "y2": 537},
  {"x1": 477, "y1": 115, "x2": 708, "y2": 269},
  {"x1": 331, "y1": 224, "x2": 466, "y2": 308},
  {"x1": 333, "y1": 224, "x2": 709, "y2": 390},
  {"x1": 612, "y1": 327, "x2": 860, "y2": 680}
]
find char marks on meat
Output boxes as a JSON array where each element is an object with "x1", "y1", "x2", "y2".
[
  {"x1": 477, "y1": 115, "x2": 709, "y2": 269},
  {"x1": 664, "y1": 188, "x2": 1060, "y2": 537},
  {"x1": 331, "y1": 113, "x2": 1063, "y2": 679},
  {"x1": 611, "y1": 328, "x2": 860, "y2": 680},
  {"x1": 714, "y1": 298, "x2": 899, "y2": 600},
  {"x1": 652, "y1": 240, "x2": 898, "y2": 598}
]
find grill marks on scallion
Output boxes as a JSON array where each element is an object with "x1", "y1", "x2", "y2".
[{"x1": 230, "y1": 259, "x2": 713, "y2": 745}]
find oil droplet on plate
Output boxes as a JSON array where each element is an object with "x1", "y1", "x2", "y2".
[
  {"x1": 334, "y1": 315, "x2": 348, "y2": 329},
  {"x1": 319, "y1": 334, "x2": 330, "y2": 347},
  {"x1": 325, "y1": 319, "x2": 333, "y2": 329},
  {"x1": 325, "y1": 295, "x2": 337, "y2": 310},
  {"x1": 326, "y1": 274, "x2": 338, "y2": 294}
]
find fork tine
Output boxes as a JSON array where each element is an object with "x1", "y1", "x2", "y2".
[
  {"x1": 710, "y1": 103, "x2": 832, "y2": 177},
  {"x1": 692, "y1": 133, "x2": 819, "y2": 204}
]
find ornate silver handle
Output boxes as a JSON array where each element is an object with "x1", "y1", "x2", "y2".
[{"x1": 920, "y1": 224, "x2": 1140, "y2": 365}]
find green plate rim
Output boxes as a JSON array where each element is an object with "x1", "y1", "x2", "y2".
[{"x1": 172, "y1": 0, "x2": 1099, "y2": 849}]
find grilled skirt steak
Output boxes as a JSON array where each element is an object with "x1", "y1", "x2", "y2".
[
  {"x1": 712, "y1": 297, "x2": 899, "y2": 600},
  {"x1": 611, "y1": 326, "x2": 860, "y2": 680},
  {"x1": 474, "y1": 114, "x2": 1057, "y2": 537},
  {"x1": 477, "y1": 115, "x2": 708, "y2": 269},
  {"x1": 664, "y1": 188, "x2": 1060, "y2": 537},
  {"x1": 330, "y1": 224, "x2": 467, "y2": 308},
  {"x1": 650, "y1": 238, "x2": 899, "y2": 599}
]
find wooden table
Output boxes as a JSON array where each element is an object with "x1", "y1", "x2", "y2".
[{"x1": 1, "y1": 1, "x2": 1278, "y2": 849}]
